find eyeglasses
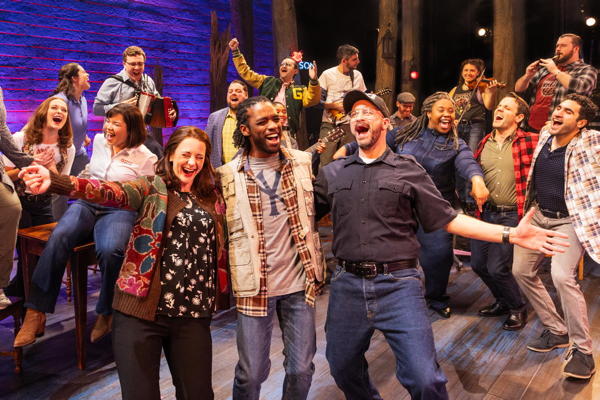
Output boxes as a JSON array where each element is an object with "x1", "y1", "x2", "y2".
[
  {"x1": 280, "y1": 62, "x2": 296, "y2": 68},
  {"x1": 125, "y1": 62, "x2": 145, "y2": 67},
  {"x1": 349, "y1": 109, "x2": 380, "y2": 119}
]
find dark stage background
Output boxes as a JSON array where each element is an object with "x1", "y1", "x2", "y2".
[
  {"x1": 0, "y1": 0, "x2": 274, "y2": 143},
  {"x1": 295, "y1": 0, "x2": 599, "y2": 108}
]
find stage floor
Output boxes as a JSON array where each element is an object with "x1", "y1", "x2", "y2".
[{"x1": 2, "y1": 230, "x2": 600, "y2": 399}]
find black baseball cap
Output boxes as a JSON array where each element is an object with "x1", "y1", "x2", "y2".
[{"x1": 343, "y1": 90, "x2": 391, "y2": 118}]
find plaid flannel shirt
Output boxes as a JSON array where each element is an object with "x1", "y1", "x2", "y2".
[
  {"x1": 522, "y1": 60, "x2": 597, "y2": 111},
  {"x1": 234, "y1": 147, "x2": 320, "y2": 316},
  {"x1": 474, "y1": 128, "x2": 539, "y2": 218},
  {"x1": 525, "y1": 128, "x2": 600, "y2": 263}
]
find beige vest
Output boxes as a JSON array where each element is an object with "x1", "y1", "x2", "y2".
[{"x1": 216, "y1": 149, "x2": 326, "y2": 298}]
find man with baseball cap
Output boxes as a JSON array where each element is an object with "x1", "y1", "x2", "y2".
[
  {"x1": 313, "y1": 91, "x2": 569, "y2": 399},
  {"x1": 391, "y1": 91, "x2": 417, "y2": 129}
]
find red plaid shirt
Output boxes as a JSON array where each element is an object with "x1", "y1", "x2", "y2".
[{"x1": 474, "y1": 128, "x2": 539, "y2": 218}]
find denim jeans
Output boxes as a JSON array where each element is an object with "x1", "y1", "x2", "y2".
[
  {"x1": 457, "y1": 121, "x2": 485, "y2": 153},
  {"x1": 26, "y1": 199, "x2": 137, "y2": 315},
  {"x1": 233, "y1": 290, "x2": 316, "y2": 400},
  {"x1": 416, "y1": 226, "x2": 454, "y2": 310},
  {"x1": 326, "y1": 266, "x2": 448, "y2": 400},
  {"x1": 471, "y1": 209, "x2": 525, "y2": 310}
]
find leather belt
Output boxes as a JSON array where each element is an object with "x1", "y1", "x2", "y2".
[
  {"x1": 539, "y1": 208, "x2": 569, "y2": 219},
  {"x1": 339, "y1": 259, "x2": 417, "y2": 279},
  {"x1": 486, "y1": 204, "x2": 517, "y2": 213}
]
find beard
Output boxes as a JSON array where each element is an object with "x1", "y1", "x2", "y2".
[
  {"x1": 357, "y1": 129, "x2": 381, "y2": 150},
  {"x1": 556, "y1": 49, "x2": 574, "y2": 64}
]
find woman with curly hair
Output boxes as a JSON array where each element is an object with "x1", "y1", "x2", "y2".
[{"x1": 2, "y1": 96, "x2": 75, "y2": 226}]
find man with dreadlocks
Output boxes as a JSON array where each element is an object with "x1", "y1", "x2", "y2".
[
  {"x1": 215, "y1": 96, "x2": 325, "y2": 400},
  {"x1": 335, "y1": 92, "x2": 489, "y2": 318},
  {"x1": 314, "y1": 90, "x2": 568, "y2": 399}
]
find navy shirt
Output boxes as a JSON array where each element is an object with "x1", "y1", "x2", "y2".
[
  {"x1": 533, "y1": 136, "x2": 568, "y2": 214},
  {"x1": 314, "y1": 149, "x2": 458, "y2": 263}
]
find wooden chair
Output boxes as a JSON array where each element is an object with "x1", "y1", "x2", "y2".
[
  {"x1": 0, "y1": 297, "x2": 24, "y2": 373},
  {"x1": 18, "y1": 222, "x2": 96, "y2": 370}
]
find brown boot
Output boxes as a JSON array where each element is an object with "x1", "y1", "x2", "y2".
[
  {"x1": 90, "y1": 314, "x2": 113, "y2": 343},
  {"x1": 14, "y1": 309, "x2": 46, "y2": 347}
]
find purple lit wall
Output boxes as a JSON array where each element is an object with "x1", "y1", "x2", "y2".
[{"x1": 0, "y1": 0, "x2": 273, "y2": 143}]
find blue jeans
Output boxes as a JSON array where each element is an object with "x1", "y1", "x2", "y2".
[
  {"x1": 416, "y1": 227, "x2": 454, "y2": 310},
  {"x1": 233, "y1": 290, "x2": 316, "y2": 400},
  {"x1": 326, "y1": 266, "x2": 448, "y2": 400},
  {"x1": 26, "y1": 199, "x2": 136, "y2": 315},
  {"x1": 471, "y1": 209, "x2": 525, "y2": 310},
  {"x1": 457, "y1": 120, "x2": 485, "y2": 153}
]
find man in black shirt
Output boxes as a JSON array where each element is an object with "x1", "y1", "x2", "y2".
[{"x1": 313, "y1": 91, "x2": 569, "y2": 399}]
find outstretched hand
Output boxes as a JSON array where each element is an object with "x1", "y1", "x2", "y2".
[
  {"x1": 511, "y1": 208, "x2": 569, "y2": 255},
  {"x1": 18, "y1": 165, "x2": 51, "y2": 195}
]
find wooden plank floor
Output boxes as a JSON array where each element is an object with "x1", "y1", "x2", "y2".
[{"x1": 2, "y1": 235, "x2": 600, "y2": 399}]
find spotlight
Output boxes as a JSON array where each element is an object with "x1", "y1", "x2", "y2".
[
  {"x1": 585, "y1": 17, "x2": 596, "y2": 27},
  {"x1": 477, "y1": 28, "x2": 487, "y2": 37}
]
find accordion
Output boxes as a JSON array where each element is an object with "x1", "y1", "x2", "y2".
[{"x1": 137, "y1": 92, "x2": 179, "y2": 128}]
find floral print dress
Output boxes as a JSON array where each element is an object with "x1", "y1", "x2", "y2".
[{"x1": 157, "y1": 191, "x2": 216, "y2": 318}]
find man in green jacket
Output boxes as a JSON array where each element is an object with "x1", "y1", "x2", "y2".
[{"x1": 229, "y1": 38, "x2": 320, "y2": 147}]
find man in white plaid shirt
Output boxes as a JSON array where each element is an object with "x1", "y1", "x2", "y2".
[{"x1": 513, "y1": 94, "x2": 599, "y2": 380}]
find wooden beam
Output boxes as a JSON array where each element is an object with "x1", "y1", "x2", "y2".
[
  {"x1": 209, "y1": 11, "x2": 231, "y2": 113},
  {"x1": 375, "y1": 0, "x2": 399, "y2": 111},
  {"x1": 493, "y1": 0, "x2": 525, "y2": 102},
  {"x1": 401, "y1": 0, "x2": 422, "y2": 111}
]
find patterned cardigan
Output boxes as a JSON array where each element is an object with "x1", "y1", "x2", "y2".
[{"x1": 48, "y1": 173, "x2": 228, "y2": 321}]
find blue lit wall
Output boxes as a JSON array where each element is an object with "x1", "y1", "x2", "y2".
[{"x1": 0, "y1": 0, "x2": 273, "y2": 142}]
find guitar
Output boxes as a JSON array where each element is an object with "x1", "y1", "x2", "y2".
[
  {"x1": 304, "y1": 126, "x2": 345, "y2": 154},
  {"x1": 328, "y1": 88, "x2": 392, "y2": 122}
]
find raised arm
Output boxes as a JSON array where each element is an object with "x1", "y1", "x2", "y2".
[{"x1": 230, "y1": 38, "x2": 267, "y2": 89}]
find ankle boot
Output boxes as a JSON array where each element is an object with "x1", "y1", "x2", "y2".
[
  {"x1": 14, "y1": 309, "x2": 46, "y2": 347},
  {"x1": 90, "y1": 314, "x2": 113, "y2": 343}
]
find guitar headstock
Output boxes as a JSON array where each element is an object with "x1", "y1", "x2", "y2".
[
  {"x1": 374, "y1": 88, "x2": 392, "y2": 97},
  {"x1": 323, "y1": 126, "x2": 345, "y2": 144}
]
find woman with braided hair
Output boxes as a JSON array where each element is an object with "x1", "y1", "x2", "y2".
[{"x1": 335, "y1": 91, "x2": 489, "y2": 318}]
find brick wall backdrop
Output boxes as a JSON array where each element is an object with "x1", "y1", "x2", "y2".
[{"x1": 0, "y1": 0, "x2": 273, "y2": 143}]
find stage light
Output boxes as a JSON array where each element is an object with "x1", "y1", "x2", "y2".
[
  {"x1": 585, "y1": 17, "x2": 596, "y2": 27},
  {"x1": 410, "y1": 70, "x2": 419, "y2": 80},
  {"x1": 477, "y1": 28, "x2": 487, "y2": 37}
]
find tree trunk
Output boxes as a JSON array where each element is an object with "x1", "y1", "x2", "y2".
[
  {"x1": 272, "y1": 0, "x2": 309, "y2": 149},
  {"x1": 375, "y1": 0, "x2": 399, "y2": 111},
  {"x1": 230, "y1": 0, "x2": 254, "y2": 71},
  {"x1": 401, "y1": 0, "x2": 422, "y2": 111},
  {"x1": 209, "y1": 11, "x2": 231, "y2": 113},
  {"x1": 493, "y1": 0, "x2": 525, "y2": 102}
]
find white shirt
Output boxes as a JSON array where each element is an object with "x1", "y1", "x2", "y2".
[
  {"x1": 3, "y1": 131, "x2": 75, "y2": 174},
  {"x1": 318, "y1": 66, "x2": 366, "y2": 123},
  {"x1": 81, "y1": 134, "x2": 157, "y2": 181}
]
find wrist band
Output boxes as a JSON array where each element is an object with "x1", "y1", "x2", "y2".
[{"x1": 502, "y1": 226, "x2": 511, "y2": 244}]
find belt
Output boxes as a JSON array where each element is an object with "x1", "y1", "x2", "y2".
[
  {"x1": 339, "y1": 259, "x2": 417, "y2": 279},
  {"x1": 486, "y1": 204, "x2": 517, "y2": 213},
  {"x1": 539, "y1": 208, "x2": 569, "y2": 219}
]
